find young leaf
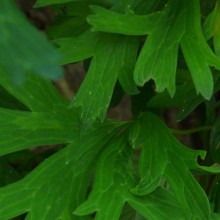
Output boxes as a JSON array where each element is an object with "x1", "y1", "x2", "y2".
[
  {"x1": 0, "y1": 1, "x2": 62, "y2": 83},
  {"x1": 134, "y1": 0, "x2": 186, "y2": 96}
]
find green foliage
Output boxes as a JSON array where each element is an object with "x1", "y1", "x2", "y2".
[
  {"x1": 0, "y1": 1, "x2": 62, "y2": 83},
  {"x1": 1, "y1": 0, "x2": 220, "y2": 219}
]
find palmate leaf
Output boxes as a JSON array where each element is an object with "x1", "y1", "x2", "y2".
[
  {"x1": 0, "y1": 122, "x2": 121, "y2": 220},
  {"x1": 129, "y1": 112, "x2": 218, "y2": 219},
  {"x1": 69, "y1": 33, "x2": 140, "y2": 131},
  {"x1": 180, "y1": 0, "x2": 220, "y2": 100},
  {"x1": 134, "y1": 0, "x2": 186, "y2": 96},
  {"x1": 0, "y1": 1, "x2": 62, "y2": 83},
  {"x1": 74, "y1": 134, "x2": 185, "y2": 220}
]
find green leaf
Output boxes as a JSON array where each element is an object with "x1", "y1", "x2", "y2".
[
  {"x1": 129, "y1": 113, "x2": 168, "y2": 195},
  {"x1": 55, "y1": 30, "x2": 99, "y2": 65},
  {"x1": 180, "y1": 0, "x2": 220, "y2": 100},
  {"x1": 164, "y1": 152, "x2": 211, "y2": 220},
  {"x1": 0, "y1": 108, "x2": 79, "y2": 156},
  {"x1": 87, "y1": 5, "x2": 160, "y2": 35},
  {"x1": 35, "y1": 0, "x2": 81, "y2": 7},
  {"x1": 129, "y1": 112, "x2": 216, "y2": 219},
  {"x1": 134, "y1": 0, "x2": 186, "y2": 96},
  {"x1": 0, "y1": 69, "x2": 68, "y2": 112},
  {"x1": 147, "y1": 79, "x2": 205, "y2": 121},
  {"x1": 0, "y1": 1, "x2": 62, "y2": 83},
  {"x1": 117, "y1": 36, "x2": 140, "y2": 95},
  {"x1": 0, "y1": 122, "x2": 121, "y2": 220},
  {"x1": 75, "y1": 135, "x2": 185, "y2": 219},
  {"x1": 128, "y1": 188, "x2": 185, "y2": 220},
  {"x1": 213, "y1": 2, "x2": 220, "y2": 57},
  {"x1": 69, "y1": 34, "x2": 138, "y2": 131},
  {"x1": 48, "y1": 16, "x2": 88, "y2": 39},
  {"x1": 74, "y1": 136, "x2": 133, "y2": 220}
]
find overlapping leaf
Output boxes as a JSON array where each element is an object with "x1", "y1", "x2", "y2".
[
  {"x1": 0, "y1": 122, "x2": 121, "y2": 220},
  {"x1": 129, "y1": 112, "x2": 217, "y2": 219},
  {"x1": 129, "y1": 115, "x2": 168, "y2": 195},
  {"x1": 74, "y1": 134, "x2": 185, "y2": 220},
  {"x1": 0, "y1": 1, "x2": 62, "y2": 83},
  {"x1": 68, "y1": 33, "x2": 139, "y2": 131}
]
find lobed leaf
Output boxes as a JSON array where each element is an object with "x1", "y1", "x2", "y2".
[
  {"x1": 180, "y1": 0, "x2": 220, "y2": 100},
  {"x1": 69, "y1": 34, "x2": 138, "y2": 131},
  {"x1": 129, "y1": 112, "x2": 214, "y2": 219},
  {"x1": 134, "y1": 0, "x2": 186, "y2": 96},
  {"x1": 75, "y1": 133, "x2": 185, "y2": 220},
  {"x1": 0, "y1": 122, "x2": 121, "y2": 220},
  {"x1": 129, "y1": 114, "x2": 168, "y2": 195}
]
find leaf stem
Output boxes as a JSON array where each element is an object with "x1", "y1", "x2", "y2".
[{"x1": 171, "y1": 126, "x2": 213, "y2": 135}]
